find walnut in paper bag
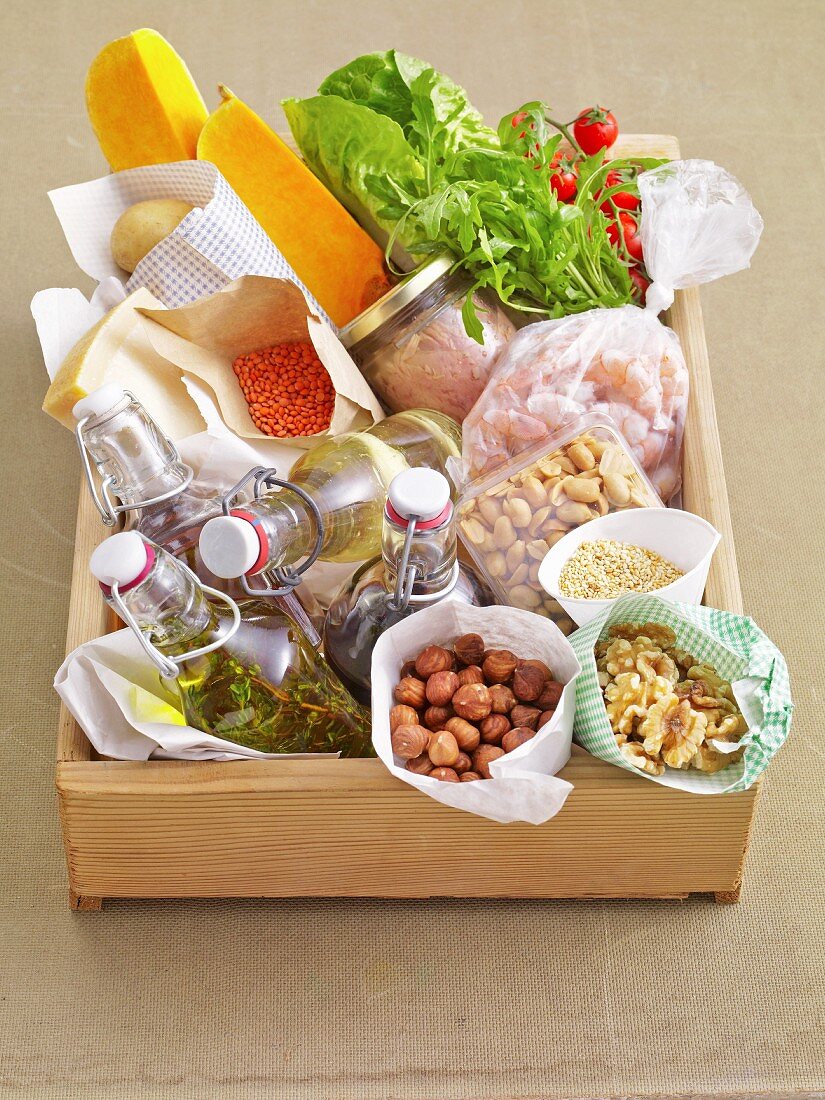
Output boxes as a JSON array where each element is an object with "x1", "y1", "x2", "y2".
[{"x1": 139, "y1": 275, "x2": 385, "y2": 447}]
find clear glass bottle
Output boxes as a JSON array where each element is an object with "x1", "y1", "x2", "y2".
[
  {"x1": 73, "y1": 383, "x2": 321, "y2": 642},
  {"x1": 199, "y1": 408, "x2": 462, "y2": 583},
  {"x1": 323, "y1": 469, "x2": 495, "y2": 703},
  {"x1": 89, "y1": 531, "x2": 372, "y2": 756}
]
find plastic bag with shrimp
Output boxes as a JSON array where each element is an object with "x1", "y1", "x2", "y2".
[{"x1": 458, "y1": 160, "x2": 763, "y2": 502}]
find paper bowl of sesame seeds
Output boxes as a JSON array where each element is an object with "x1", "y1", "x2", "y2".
[{"x1": 537, "y1": 509, "x2": 721, "y2": 627}]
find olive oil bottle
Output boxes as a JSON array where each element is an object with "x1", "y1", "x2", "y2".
[
  {"x1": 199, "y1": 409, "x2": 462, "y2": 583},
  {"x1": 90, "y1": 531, "x2": 371, "y2": 756}
]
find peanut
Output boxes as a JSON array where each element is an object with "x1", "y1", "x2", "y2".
[
  {"x1": 493, "y1": 515, "x2": 517, "y2": 548},
  {"x1": 477, "y1": 496, "x2": 503, "y2": 525},
  {"x1": 459, "y1": 430, "x2": 656, "y2": 626},
  {"x1": 563, "y1": 476, "x2": 601, "y2": 503}
]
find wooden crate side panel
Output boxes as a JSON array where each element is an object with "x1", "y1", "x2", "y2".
[{"x1": 57, "y1": 752, "x2": 757, "y2": 899}]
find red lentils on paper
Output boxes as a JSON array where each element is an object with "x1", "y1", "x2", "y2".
[{"x1": 232, "y1": 341, "x2": 335, "y2": 438}]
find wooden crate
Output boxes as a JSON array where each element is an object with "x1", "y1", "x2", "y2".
[{"x1": 55, "y1": 135, "x2": 758, "y2": 910}]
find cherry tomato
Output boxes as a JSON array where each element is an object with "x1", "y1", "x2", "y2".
[
  {"x1": 573, "y1": 107, "x2": 619, "y2": 155},
  {"x1": 549, "y1": 153, "x2": 578, "y2": 201},
  {"x1": 598, "y1": 168, "x2": 640, "y2": 214},
  {"x1": 629, "y1": 266, "x2": 650, "y2": 303},
  {"x1": 606, "y1": 211, "x2": 644, "y2": 262}
]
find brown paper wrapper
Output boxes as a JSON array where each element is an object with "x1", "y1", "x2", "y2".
[{"x1": 139, "y1": 275, "x2": 384, "y2": 447}]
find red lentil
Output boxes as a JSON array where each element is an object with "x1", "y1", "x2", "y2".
[{"x1": 232, "y1": 341, "x2": 335, "y2": 438}]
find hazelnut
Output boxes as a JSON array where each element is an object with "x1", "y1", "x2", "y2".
[
  {"x1": 400, "y1": 660, "x2": 421, "y2": 680},
  {"x1": 502, "y1": 726, "x2": 536, "y2": 753},
  {"x1": 391, "y1": 724, "x2": 430, "y2": 760},
  {"x1": 453, "y1": 633, "x2": 485, "y2": 666},
  {"x1": 538, "y1": 711, "x2": 556, "y2": 727},
  {"x1": 510, "y1": 704, "x2": 542, "y2": 730},
  {"x1": 488, "y1": 684, "x2": 517, "y2": 714},
  {"x1": 472, "y1": 744, "x2": 505, "y2": 779},
  {"x1": 406, "y1": 753, "x2": 433, "y2": 775},
  {"x1": 394, "y1": 676, "x2": 426, "y2": 709},
  {"x1": 538, "y1": 681, "x2": 564, "y2": 710},
  {"x1": 423, "y1": 704, "x2": 453, "y2": 731},
  {"x1": 479, "y1": 713, "x2": 511, "y2": 745},
  {"x1": 390, "y1": 704, "x2": 419, "y2": 731},
  {"x1": 512, "y1": 662, "x2": 546, "y2": 702},
  {"x1": 521, "y1": 658, "x2": 553, "y2": 680},
  {"x1": 430, "y1": 767, "x2": 460, "y2": 782},
  {"x1": 482, "y1": 649, "x2": 518, "y2": 684},
  {"x1": 459, "y1": 771, "x2": 482, "y2": 782},
  {"x1": 428, "y1": 730, "x2": 460, "y2": 767},
  {"x1": 444, "y1": 717, "x2": 480, "y2": 753},
  {"x1": 425, "y1": 670, "x2": 459, "y2": 707},
  {"x1": 453, "y1": 751, "x2": 472, "y2": 775},
  {"x1": 415, "y1": 644, "x2": 453, "y2": 678},
  {"x1": 452, "y1": 682, "x2": 492, "y2": 721},
  {"x1": 457, "y1": 665, "x2": 485, "y2": 687}
]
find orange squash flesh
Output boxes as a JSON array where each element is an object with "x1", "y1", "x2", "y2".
[
  {"x1": 197, "y1": 87, "x2": 391, "y2": 327},
  {"x1": 86, "y1": 29, "x2": 208, "y2": 171}
]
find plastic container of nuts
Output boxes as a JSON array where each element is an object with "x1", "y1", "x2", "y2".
[{"x1": 457, "y1": 415, "x2": 663, "y2": 634}]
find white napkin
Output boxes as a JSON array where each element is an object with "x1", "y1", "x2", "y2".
[{"x1": 54, "y1": 628, "x2": 340, "y2": 761}]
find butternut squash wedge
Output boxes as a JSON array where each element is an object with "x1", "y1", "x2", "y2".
[
  {"x1": 86, "y1": 29, "x2": 208, "y2": 171},
  {"x1": 197, "y1": 86, "x2": 391, "y2": 327}
]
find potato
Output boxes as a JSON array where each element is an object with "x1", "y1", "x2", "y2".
[{"x1": 110, "y1": 199, "x2": 195, "y2": 273}]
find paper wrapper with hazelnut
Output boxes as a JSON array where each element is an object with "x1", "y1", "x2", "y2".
[
  {"x1": 569, "y1": 593, "x2": 793, "y2": 794},
  {"x1": 371, "y1": 604, "x2": 581, "y2": 825}
]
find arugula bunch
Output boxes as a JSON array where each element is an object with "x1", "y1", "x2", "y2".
[{"x1": 283, "y1": 52, "x2": 665, "y2": 339}]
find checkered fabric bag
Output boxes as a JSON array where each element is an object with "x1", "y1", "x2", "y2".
[
  {"x1": 48, "y1": 160, "x2": 333, "y2": 327},
  {"x1": 569, "y1": 593, "x2": 792, "y2": 793}
]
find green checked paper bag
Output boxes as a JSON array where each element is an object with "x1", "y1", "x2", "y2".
[{"x1": 569, "y1": 593, "x2": 792, "y2": 794}]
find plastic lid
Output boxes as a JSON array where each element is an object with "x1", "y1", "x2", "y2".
[
  {"x1": 199, "y1": 514, "x2": 261, "y2": 579},
  {"x1": 72, "y1": 383, "x2": 130, "y2": 423},
  {"x1": 338, "y1": 255, "x2": 455, "y2": 348},
  {"x1": 386, "y1": 468, "x2": 452, "y2": 529},
  {"x1": 89, "y1": 531, "x2": 151, "y2": 588}
]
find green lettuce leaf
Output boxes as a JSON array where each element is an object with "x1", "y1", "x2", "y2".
[
  {"x1": 317, "y1": 50, "x2": 498, "y2": 153},
  {"x1": 282, "y1": 94, "x2": 426, "y2": 244}
]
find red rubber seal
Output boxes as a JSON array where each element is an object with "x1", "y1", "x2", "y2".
[
  {"x1": 385, "y1": 500, "x2": 453, "y2": 531},
  {"x1": 98, "y1": 542, "x2": 156, "y2": 596},
  {"x1": 229, "y1": 509, "x2": 270, "y2": 575}
]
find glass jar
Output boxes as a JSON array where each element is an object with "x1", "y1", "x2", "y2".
[{"x1": 339, "y1": 256, "x2": 516, "y2": 422}]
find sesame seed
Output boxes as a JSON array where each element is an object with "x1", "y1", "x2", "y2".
[{"x1": 558, "y1": 538, "x2": 684, "y2": 600}]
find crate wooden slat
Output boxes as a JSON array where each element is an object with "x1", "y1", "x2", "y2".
[{"x1": 55, "y1": 135, "x2": 758, "y2": 910}]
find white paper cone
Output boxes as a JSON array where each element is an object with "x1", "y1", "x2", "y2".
[{"x1": 371, "y1": 604, "x2": 581, "y2": 824}]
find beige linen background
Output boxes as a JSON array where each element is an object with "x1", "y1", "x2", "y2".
[{"x1": 1, "y1": 0, "x2": 823, "y2": 1097}]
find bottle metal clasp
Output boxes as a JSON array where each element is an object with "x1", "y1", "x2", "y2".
[
  {"x1": 75, "y1": 390, "x2": 194, "y2": 526},
  {"x1": 220, "y1": 468, "x2": 325, "y2": 598},
  {"x1": 110, "y1": 559, "x2": 242, "y2": 680}
]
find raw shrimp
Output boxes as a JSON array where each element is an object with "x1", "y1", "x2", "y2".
[{"x1": 461, "y1": 305, "x2": 688, "y2": 499}]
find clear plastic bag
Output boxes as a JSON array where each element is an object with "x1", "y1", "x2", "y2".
[
  {"x1": 639, "y1": 159, "x2": 764, "y2": 315},
  {"x1": 460, "y1": 305, "x2": 688, "y2": 501},
  {"x1": 459, "y1": 160, "x2": 762, "y2": 501}
]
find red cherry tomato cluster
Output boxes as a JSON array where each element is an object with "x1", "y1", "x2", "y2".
[{"x1": 507, "y1": 103, "x2": 649, "y2": 301}]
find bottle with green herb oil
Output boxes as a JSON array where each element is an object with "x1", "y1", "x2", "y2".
[{"x1": 89, "y1": 531, "x2": 371, "y2": 756}]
